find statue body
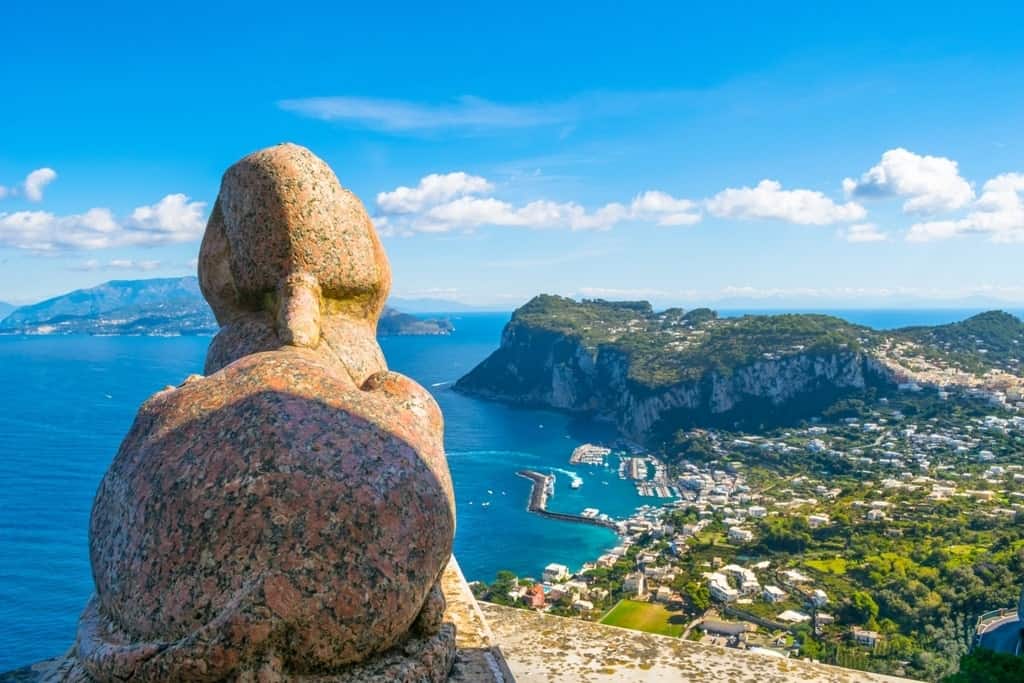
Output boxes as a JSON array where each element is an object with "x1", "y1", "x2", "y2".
[{"x1": 72, "y1": 144, "x2": 457, "y2": 682}]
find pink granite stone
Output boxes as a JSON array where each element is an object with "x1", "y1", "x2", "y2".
[{"x1": 75, "y1": 144, "x2": 457, "y2": 682}]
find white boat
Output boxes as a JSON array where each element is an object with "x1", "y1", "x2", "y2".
[{"x1": 570, "y1": 480, "x2": 582, "y2": 489}]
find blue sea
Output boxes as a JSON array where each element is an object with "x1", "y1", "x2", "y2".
[{"x1": 0, "y1": 307, "x2": 1020, "y2": 669}]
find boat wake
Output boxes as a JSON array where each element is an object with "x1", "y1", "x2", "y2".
[{"x1": 551, "y1": 467, "x2": 584, "y2": 489}]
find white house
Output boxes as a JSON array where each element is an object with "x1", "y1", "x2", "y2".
[
  {"x1": 706, "y1": 572, "x2": 739, "y2": 602},
  {"x1": 807, "y1": 514, "x2": 830, "y2": 529},
  {"x1": 543, "y1": 563, "x2": 570, "y2": 583},
  {"x1": 852, "y1": 628, "x2": 881, "y2": 647},
  {"x1": 763, "y1": 585, "x2": 787, "y2": 603},
  {"x1": 624, "y1": 572, "x2": 647, "y2": 598},
  {"x1": 728, "y1": 527, "x2": 754, "y2": 544},
  {"x1": 572, "y1": 599, "x2": 594, "y2": 612}
]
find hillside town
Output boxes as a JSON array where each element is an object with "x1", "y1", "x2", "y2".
[{"x1": 474, "y1": 383, "x2": 1024, "y2": 680}]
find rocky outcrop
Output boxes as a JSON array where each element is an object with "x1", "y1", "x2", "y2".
[
  {"x1": 456, "y1": 312, "x2": 895, "y2": 442},
  {"x1": 56, "y1": 144, "x2": 459, "y2": 682}
]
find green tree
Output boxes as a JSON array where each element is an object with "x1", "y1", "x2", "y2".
[
  {"x1": 684, "y1": 581, "x2": 711, "y2": 612},
  {"x1": 944, "y1": 648, "x2": 1024, "y2": 683}
]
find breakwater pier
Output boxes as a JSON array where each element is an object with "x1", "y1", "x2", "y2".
[{"x1": 515, "y1": 470, "x2": 620, "y2": 531}]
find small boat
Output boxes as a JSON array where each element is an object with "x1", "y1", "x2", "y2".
[
  {"x1": 481, "y1": 501, "x2": 491, "y2": 507},
  {"x1": 487, "y1": 489, "x2": 494, "y2": 495},
  {"x1": 571, "y1": 480, "x2": 582, "y2": 489}
]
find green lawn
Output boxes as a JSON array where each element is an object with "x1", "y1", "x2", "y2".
[
  {"x1": 599, "y1": 599, "x2": 686, "y2": 637},
  {"x1": 805, "y1": 556, "x2": 849, "y2": 575}
]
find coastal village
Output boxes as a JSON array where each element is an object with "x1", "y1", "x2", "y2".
[{"x1": 474, "y1": 381, "x2": 1024, "y2": 679}]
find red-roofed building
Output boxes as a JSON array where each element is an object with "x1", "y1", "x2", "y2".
[{"x1": 523, "y1": 583, "x2": 546, "y2": 609}]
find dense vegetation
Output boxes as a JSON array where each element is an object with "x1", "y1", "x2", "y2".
[
  {"x1": 505, "y1": 296, "x2": 1024, "y2": 388},
  {"x1": 895, "y1": 311, "x2": 1024, "y2": 376},
  {"x1": 508, "y1": 295, "x2": 872, "y2": 386},
  {"x1": 944, "y1": 648, "x2": 1024, "y2": 682}
]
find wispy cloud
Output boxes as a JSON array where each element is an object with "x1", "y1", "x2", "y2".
[
  {"x1": 73, "y1": 258, "x2": 163, "y2": 272},
  {"x1": 840, "y1": 223, "x2": 889, "y2": 243},
  {"x1": 278, "y1": 95, "x2": 574, "y2": 132},
  {"x1": 277, "y1": 91, "x2": 686, "y2": 134}
]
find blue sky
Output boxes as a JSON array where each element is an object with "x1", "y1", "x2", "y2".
[{"x1": 2, "y1": 2, "x2": 1024, "y2": 308}]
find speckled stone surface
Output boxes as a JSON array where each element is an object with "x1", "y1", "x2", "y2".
[
  {"x1": 199, "y1": 143, "x2": 391, "y2": 382},
  {"x1": 63, "y1": 144, "x2": 459, "y2": 682}
]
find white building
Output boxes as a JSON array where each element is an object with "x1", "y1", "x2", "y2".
[
  {"x1": 572, "y1": 599, "x2": 594, "y2": 612},
  {"x1": 706, "y1": 572, "x2": 739, "y2": 602},
  {"x1": 807, "y1": 514, "x2": 830, "y2": 529},
  {"x1": 728, "y1": 527, "x2": 754, "y2": 544},
  {"x1": 543, "y1": 563, "x2": 570, "y2": 583},
  {"x1": 866, "y1": 508, "x2": 886, "y2": 521},
  {"x1": 763, "y1": 585, "x2": 787, "y2": 603},
  {"x1": 624, "y1": 572, "x2": 647, "y2": 598}
]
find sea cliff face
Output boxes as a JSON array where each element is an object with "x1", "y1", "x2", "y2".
[{"x1": 455, "y1": 298, "x2": 895, "y2": 442}]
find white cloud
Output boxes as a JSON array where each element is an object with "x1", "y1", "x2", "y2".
[
  {"x1": 278, "y1": 95, "x2": 571, "y2": 132},
  {"x1": 574, "y1": 286, "x2": 677, "y2": 300},
  {"x1": 842, "y1": 223, "x2": 888, "y2": 243},
  {"x1": 423, "y1": 196, "x2": 628, "y2": 231},
  {"x1": 843, "y1": 148, "x2": 973, "y2": 214},
  {"x1": 706, "y1": 179, "x2": 866, "y2": 225},
  {"x1": 0, "y1": 167, "x2": 58, "y2": 201},
  {"x1": 376, "y1": 172, "x2": 493, "y2": 213},
  {"x1": 128, "y1": 193, "x2": 206, "y2": 242},
  {"x1": 110, "y1": 258, "x2": 162, "y2": 270},
  {"x1": 74, "y1": 258, "x2": 162, "y2": 272},
  {"x1": 0, "y1": 194, "x2": 206, "y2": 251},
  {"x1": 630, "y1": 191, "x2": 701, "y2": 226},
  {"x1": 23, "y1": 168, "x2": 57, "y2": 202},
  {"x1": 907, "y1": 173, "x2": 1024, "y2": 243},
  {"x1": 375, "y1": 173, "x2": 699, "y2": 235}
]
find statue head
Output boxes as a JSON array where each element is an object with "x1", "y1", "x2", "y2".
[{"x1": 199, "y1": 143, "x2": 392, "y2": 383}]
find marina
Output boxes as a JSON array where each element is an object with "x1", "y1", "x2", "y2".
[{"x1": 515, "y1": 470, "x2": 620, "y2": 531}]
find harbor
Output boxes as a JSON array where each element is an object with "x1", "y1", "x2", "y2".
[{"x1": 516, "y1": 470, "x2": 620, "y2": 531}]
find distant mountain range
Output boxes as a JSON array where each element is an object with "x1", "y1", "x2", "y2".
[
  {"x1": 0, "y1": 301, "x2": 14, "y2": 318},
  {"x1": 0, "y1": 277, "x2": 452, "y2": 337}
]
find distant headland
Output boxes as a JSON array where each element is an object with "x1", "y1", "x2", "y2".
[
  {"x1": 456, "y1": 294, "x2": 1024, "y2": 444},
  {"x1": 0, "y1": 276, "x2": 453, "y2": 337}
]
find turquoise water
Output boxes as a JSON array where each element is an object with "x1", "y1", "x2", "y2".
[
  {"x1": 0, "y1": 314, "x2": 629, "y2": 669},
  {"x1": 1, "y1": 307, "x2": 1021, "y2": 668}
]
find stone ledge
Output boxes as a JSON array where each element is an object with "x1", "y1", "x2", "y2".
[
  {"x1": 1, "y1": 556, "x2": 513, "y2": 683},
  {"x1": 481, "y1": 603, "x2": 918, "y2": 683},
  {"x1": 441, "y1": 557, "x2": 515, "y2": 682}
]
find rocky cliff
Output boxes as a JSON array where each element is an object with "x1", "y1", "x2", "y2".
[{"x1": 456, "y1": 296, "x2": 894, "y2": 442}]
